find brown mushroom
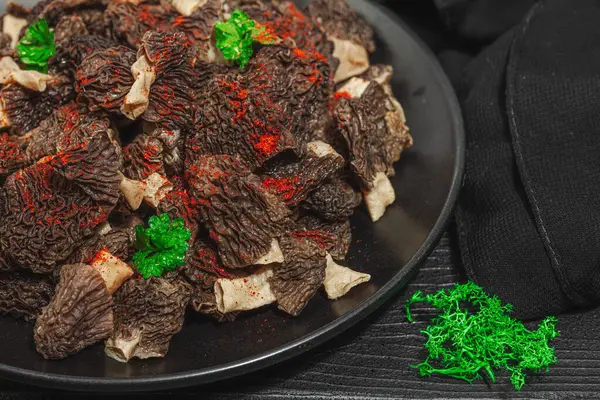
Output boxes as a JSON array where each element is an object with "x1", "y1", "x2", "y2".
[{"x1": 34, "y1": 251, "x2": 133, "y2": 360}]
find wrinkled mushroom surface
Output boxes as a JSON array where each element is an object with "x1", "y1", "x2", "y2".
[{"x1": 34, "y1": 263, "x2": 114, "y2": 360}]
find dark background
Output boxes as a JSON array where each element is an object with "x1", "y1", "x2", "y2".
[{"x1": 4, "y1": 1, "x2": 600, "y2": 398}]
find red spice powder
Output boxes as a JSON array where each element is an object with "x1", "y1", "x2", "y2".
[
  {"x1": 261, "y1": 176, "x2": 299, "y2": 201},
  {"x1": 0, "y1": 133, "x2": 26, "y2": 165},
  {"x1": 291, "y1": 229, "x2": 335, "y2": 249},
  {"x1": 137, "y1": 5, "x2": 159, "y2": 26},
  {"x1": 334, "y1": 91, "x2": 352, "y2": 100},
  {"x1": 253, "y1": 133, "x2": 280, "y2": 157},
  {"x1": 287, "y1": 3, "x2": 306, "y2": 21},
  {"x1": 90, "y1": 248, "x2": 111, "y2": 265},
  {"x1": 254, "y1": 24, "x2": 277, "y2": 44}
]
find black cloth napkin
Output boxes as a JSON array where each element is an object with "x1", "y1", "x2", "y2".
[{"x1": 431, "y1": 0, "x2": 600, "y2": 319}]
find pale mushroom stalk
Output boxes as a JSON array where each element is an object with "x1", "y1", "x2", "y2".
[
  {"x1": 330, "y1": 36, "x2": 370, "y2": 83},
  {"x1": 0, "y1": 57, "x2": 54, "y2": 91},
  {"x1": 121, "y1": 55, "x2": 156, "y2": 119},
  {"x1": 214, "y1": 267, "x2": 276, "y2": 313},
  {"x1": 2, "y1": 14, "x2": 27, "y2": 49},
  {"x1": 323, "y1": 253, "x2": 371, "y2": 300}
]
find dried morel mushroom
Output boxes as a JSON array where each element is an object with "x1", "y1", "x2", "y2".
[
  {"x1": 122, "y1": 132, "x2": 166, "y2": 181},
  {"x1": 75, "y1": 46, "x2": 137, "y2": 112},
  {"x1": 25, "y1": 103, "x2": 114, "y2": 162},
  {"x1": 51, "y1": 35, "x2": 116, "y2": 78},
  {"x1": 260, "y1": 141, "x2": 343, "y2": 206},
  {"x1": 0, "y1": 132, "x2": 121, "y2": 274},
  {"x1": 269, "y1": 234, "x2": 326, "y2": 316},
  {"x1": 0, "y1": 272, "x2": 54, "y2": 322},
  {"x1": 27, "y1": 0, "x2": 107, "y2": 27},
  {"x1": 54, "y1": 15, "x2": 88, "y2": 44},
  {"x1": 0, "y1": 82, "x2": 75, "y2": 136},
  {"x1": 295, "y1": 214, "x2": 352, "y2": 261},
  {"x1": 306, "y1": 0, "x2": 375, "y2": 53},
  {"x1": 66, "y1": 228, "x2": 136, "y2": 266},
  {"x1": 244, "y1": 44, "x2": 332, "y2": 151},
  {"x1": 179, "y1": 240, "x2": 246, "y2": 321},
  {"x1": 137, "y1": 31, "x2": 198, "y2": 130},
  {"x1": 104, "y1": 0, "x2": 171, "y2": 48},
  {"x1": 157, "y1": 176, "x2": 200, "y2": 241},
  {"x1": 187, "y1": 73, "x2": 295, "y2": 170},
  {"x1": 334, "y1": 78, "x2": 412, "y2": 221},
  {"x1": 105, "y1": 276, "x2": 191, "y2": 362},
  {"x1": 301, "y1": 178, "x2": 362, "y2": 221},
  {"x1": 0, "y1": 132, "x2": 29, "y2": 179},
  {"x1": 252, "y1": 1, "x2": 334, "y2": 61},
  {"x1": 34, "y1": 263, "x2": 114, "y2": 360},
  {"x1": 187, "y1": 154, "x2": 292, "y2": 269},
  {"x1": 167, "y1": 0, "x2": 222, "y2": 62}
]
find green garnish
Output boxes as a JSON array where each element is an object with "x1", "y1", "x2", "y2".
[
  {"x1": 16, "y1": 19, "x2": 55, "y2": 73},
  {"x1": 133, "y1": 214, "x2": 191, "y2": 278},
  {"x1": 215, "y1": 9, "x2": 275, "y2": 68},
  {"x1": 406, "y1": 282, "x2": 559, "y2": 390}
]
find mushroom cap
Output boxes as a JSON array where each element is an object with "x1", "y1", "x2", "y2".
[{"x1": 34, "y1": 263, "x2": 113, "y2": 360}]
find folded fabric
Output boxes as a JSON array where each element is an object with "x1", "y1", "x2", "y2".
[{"x1": 453, "y1": 0, "x2": 600, "y2": 319}]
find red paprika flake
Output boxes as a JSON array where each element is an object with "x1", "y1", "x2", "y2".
[
  {"x1": 253, "y1": 133, "x2": 280, "y2": 157},
  {"x1": 291, "y1": 229, "x2": 335, "y2": 249},
  {"x1": 261, "y1": 176, "x2": 299, "y2": 200}
]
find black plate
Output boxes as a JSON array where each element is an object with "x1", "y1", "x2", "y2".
[{"x1": 0, "y1": 0, "x2": 464, "y2": 391}]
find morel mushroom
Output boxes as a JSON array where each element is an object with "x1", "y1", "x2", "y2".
[
  {"x1": 268, "y1": 234, "x2": 327, "y2": 316},
  {"x1": 333, "y1": 77, "x2": 412, "y2": 221},
  {"x1": 0, "y1": 132, "x2": 29, "y2": 179},
  {"x1": 260, "y1": 141, "x2": 344, "y2": 207},
  {"x1": 34, "y1": 251, "x2": 132, "y2": 360},
  {"x1": 187, "y1": 73, "x2": 296, "y2": 170},
  {"x1": 51, "y1": 35, "x2": 117, "y2": 78},
  {"x1": 179, "y1": 240, "x2": 246, "y2": 321},
  {"x1": 0, "y1": 80, "x2": 75, "y2": 136},
  {"x1": 0, "y1": 132, "x2": 121, "y2": 274},
  {"x1": 54, "y1": 15, "x2": 88, "y2": 44},
  {"x1": 75, "y1": 46, "x2": 137, "y2": 112},
  {"x1": 187, "y1": 154, "x2": 292, "y2": 269},
  {"x1": 122, "y1": 132, "x2": 166, "y2": 180},
  {"x1": 25, "y1": 103, "x2": 113, "y2": 162},
  {"x1": 323, "y1": 253, "x2": 370, "y2": 300},
  {"x1": 104, "y1": 0, "x2": 172, "y2": 48},
  {"x1": 0, "y1": 272, "x2": 54, "y2": 322},
  {"x1": 157, "y1": 176, "x2": 200, "y2": 241},
  {"x1": 301, "y1": 179, "x2": 362, "y2": 221},
  {"x1": 66, "y1": 228, "x2": 136, "y2": 266},
  {"x1": 306, "y1": 0, "x2": 375, "y2": 53},
  {"x1": 105, "y1": 277, "x2": 191, "y2": 362},
  {"x1": 295, "y1": 214, "x2": 352, "y2": 261},
  {"x1": 244, "y1": 44, "x2": 333, "y2": 152},
  {"x1": 165, "y1": 0, "x2": 222, "y2": 62}
]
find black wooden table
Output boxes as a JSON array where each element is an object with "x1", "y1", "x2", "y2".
[{"x1": 4, "y1": 1, "x2": 600, "y2": 398}]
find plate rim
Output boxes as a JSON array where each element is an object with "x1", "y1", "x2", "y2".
[{"x1": 0, "y1": 1, "x2": 466, "y2": 391}]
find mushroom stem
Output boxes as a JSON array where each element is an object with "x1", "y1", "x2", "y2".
[
  {"x1": 214, "y1": 267, "x2": 276, "y2": 313},
  {"x1": 253, "y1": 238, "x2": 284, "y2": 265},
  {"x1": 119, "y1": 174, "x2": 147, "y2": 210},
  {"x1": 323, "y1": 253, "x2": 371, "y2": 299},
  {"x1": 143, "y1": 172, "x2": 173, "y2": 208},
  {"x1": 363, "y1": 172, "x2": 396, "y2": 222},
  {"x1": 90, "y1": 249, "x2": 134, "y2": 295}
]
